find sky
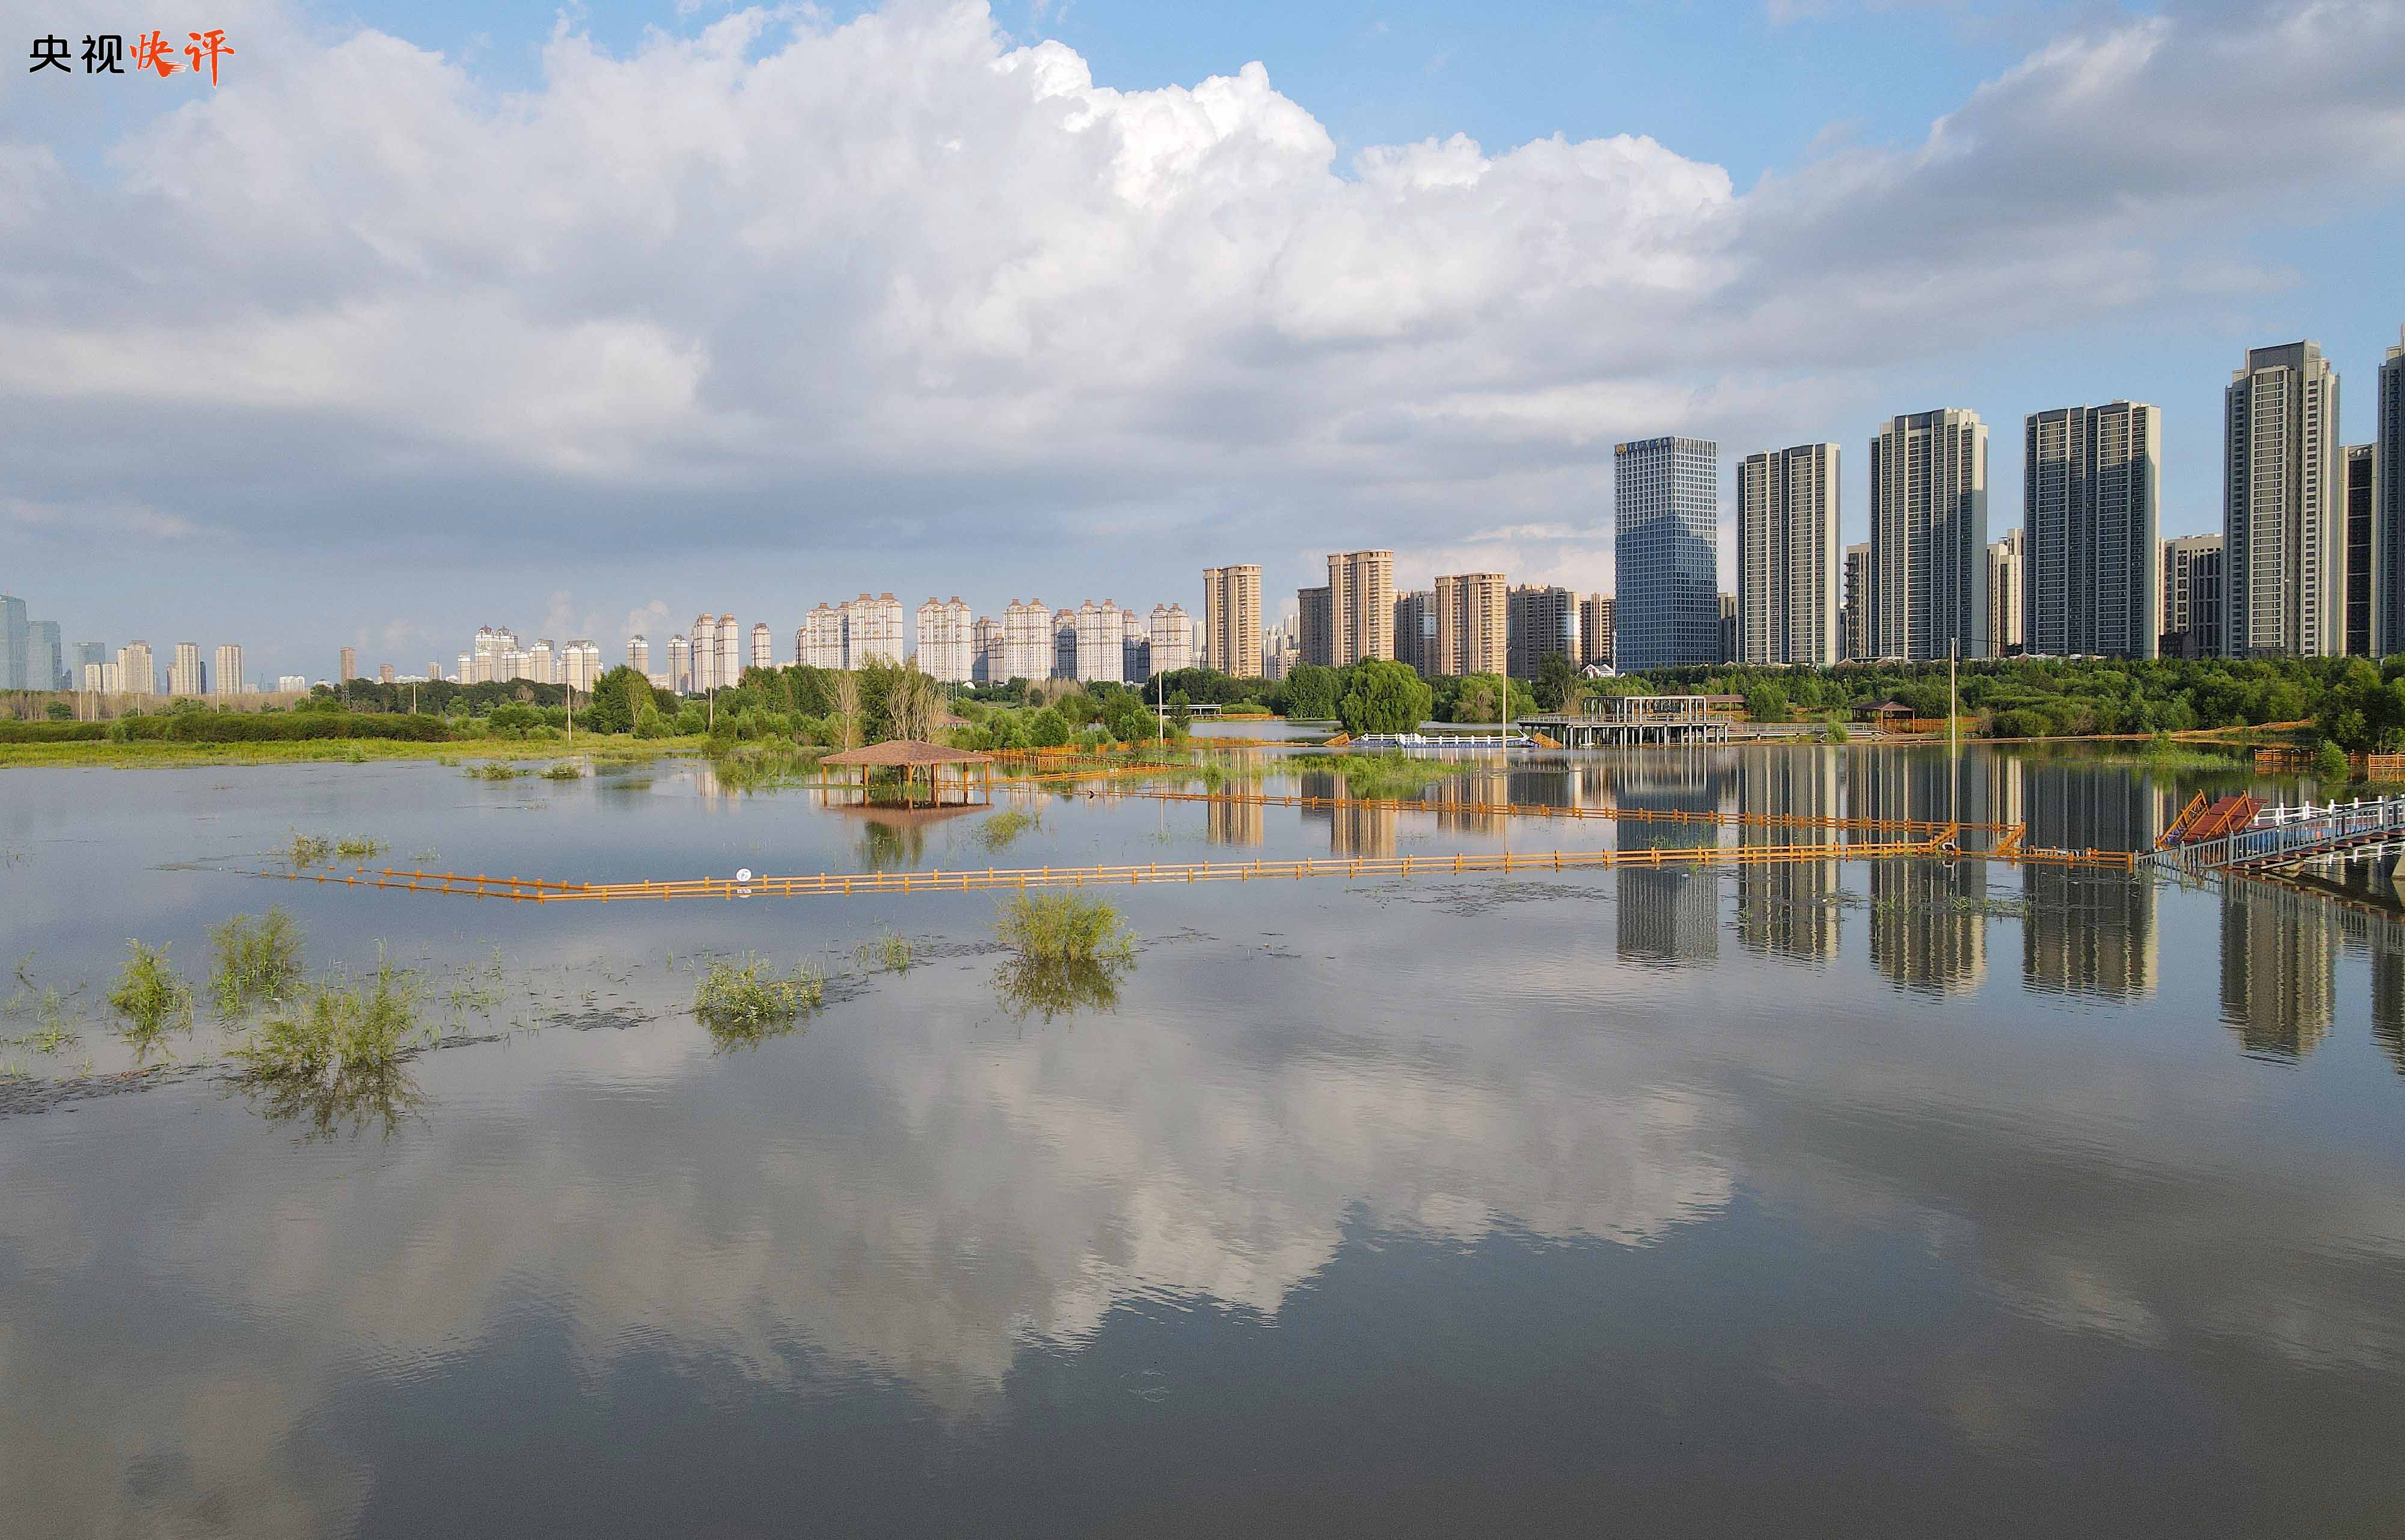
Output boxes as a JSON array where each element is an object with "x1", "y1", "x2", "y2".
[{"x1": 3, "y1": 0, "x2": 2403, "y2": 682}]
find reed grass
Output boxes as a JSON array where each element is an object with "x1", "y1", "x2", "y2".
[
  {"x1": 993, "y1": 893, "x2": 1135, "y2": 967},
  {"x1": 857, "y1": 931, "x2": 915, "y2": 972}
]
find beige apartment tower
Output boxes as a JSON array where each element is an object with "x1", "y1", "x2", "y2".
[
  {"x1": 1433, "y1": 573, "x2": 1507, "y2": 677},
  {"x1": 2225, "y1": 341, "x2": 2342, "y2": 658},
  {"x1": 1870, "y1": 409, "x2": 1990, "y2": 661},
  {"x1": 1326, "y1": 550, "x2": 1394, "y2": 665},
  {"x1": 212, "y1": 644, "x2": 243, "y2": 700},
  {"x1": 1735, "y1": 442, "x2": 1842, "y2": 665},
  {"x1": 1201, "y1": 565, "x2": 1263, "y2": 677}
]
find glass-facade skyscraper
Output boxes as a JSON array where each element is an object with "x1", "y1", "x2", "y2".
[{"x1": 1612, "y1": 435, "x2": 1720, "y2": 671}]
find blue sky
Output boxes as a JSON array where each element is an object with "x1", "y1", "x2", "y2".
[{"x1": 2, "y1": 0, "x2": 2400, "y2": 679}]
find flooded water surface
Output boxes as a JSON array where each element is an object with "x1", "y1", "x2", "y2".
[{"x1": 4, "y1": 747, "x2": 2403, "y2": 1537}]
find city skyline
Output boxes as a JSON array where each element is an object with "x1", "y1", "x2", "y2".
[{"x1": 5, "y1": 2, "x2": 2403, "y2": 680}]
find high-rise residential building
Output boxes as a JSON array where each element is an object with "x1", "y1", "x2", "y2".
[
  {"x1": 1326, "y1": 550, "x2": 1394, "y2": 665},
  {"x1": 470, "y1": 627, "x2": 500, "y2": 684},
  {"x1": 1717, "y1": 594, "x2": 1738, "y2": 665},
  {"x1": 628, "y1": 635, "x2": 650, "y2": 678},
  {"x1": 1120, "y1": 610, "x2": 1151, "y2": 683},
  {"x1": 1053, "y1": 608, "x2": 1078, "y2": 680},
  {"x1": 275, "y1": 673, "x2": 308, "y2": 694},
  {"x1": 1870, "y1": 409, "x2": 1990, "y2": 661},
  {"x1": 118, "y1": 640, "x2": 155, "y2": 695},
  {"x1": 1735, "y1": 442, "x2": 1842, "y2": 666},
  {"x1": 750, "y1": 622, "x2": 773, "y2": 675},
  {"x1": 1614, "y1": 436, "x2": 1722, "y2": 671},
  {"x1": 565, "y1": 641, "x2": 601, "y2": 692},
  {"x1": 168, "y1": 641, "x2": 203, "y2": 697},
  {"x1": 1296, "y1": 585, "x2": 1332, "y2": 668},
  {"x1": 1579, "y1": 595, "x2": 1614, "y2": 667},
  {"x1": 916, "y1": 597, "x2": 975, "y2": 683},
  {"x1": 377, "y1": 664, "x2": 395, "y2": 685},
  {"x1": 1987, "y1": 530, "x2": 2026, "y2": 656},
  {"x1": 70, "y1": 640, "x2": 107, "y2": 679},
  {"x1": 0, "y1": 594, "x2": 26, "y2": 690},
  {"x1": 972, "y1": 616, "x2": 1002, "y2": 685},
  {"x1": 1000, "y1": 599, "x2": 1053, "y2": 682},
  {"x1": 799, "y1": 605, "x2": 843, "y2": 670},
  {"x1": 862, "y1": 596, "x2": 909, "y2": 669},
  {"x1": 1432, "y1": 573, "x2": 1507, "y2": 678},
  {"x1": 427, "y1": 658, "x2": 444, "y2": 685},
  {"x1": 339, "y1": 646, "x2": 357, "y2": 683},
  {"x1": 2382, "y1": 327, "x2": 2404, "y2": 654},
  {"x1": 528, "y1": 638, "x2": 555, "y2": 685},
  {"x1": 691, "y1": 614, "x2": 719, "y2": 691},
  {"x1": 716, "y1": 613, "x2": 740, "y2": 686},
  {"x1": 1263, "y1": 622, "x2": 1298, "y2": 680},
  {"x1": 213, "y1": 644, "x2": 244, "y2": 699},
  {"x1": 1147, "y1": 604, "x2": 1192, "y2": 674},
  {"x1": 2225, "y1": 341, "x2": 2342, "y2": 658},
  {"x1": 1201, "y1": 565, "x2": 1263, "y2": 677},
  {"x1": 2023, "y1": 402, "x2": 2160, "y2": 658},
  {"x1": 2344, "y1": 444, "x2": 2376, "y2": 658},
  {"x1": 1394, "y1": 591, "x2": 1435, "y2": 675},
  {"x1": 455, "y1": 651, "x2": 472, "y2": 683},
  {"x1": 667, "y1": 634, "x2": 693, "y2": 692},
  {"x1": 1842, "y1": 543, "x2": 1872, "y2": 660},
  {"x1": 1506, "y1": 584, "x2": 1581, "y2": 678}
]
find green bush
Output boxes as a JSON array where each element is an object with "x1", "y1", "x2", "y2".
[{"x1": 994, "y1": 893, "x2": 1136, "y2": 967}]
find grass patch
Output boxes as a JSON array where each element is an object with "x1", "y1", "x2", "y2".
[
  {"x1": 976, "y1": 807, "x2": 1042, "y2": 852},
  {"x1": 334, "y1": 836, "x2": 386, "y2": 860},
  {"x1": 106, "y1": 941, "x2": 194, "y2": 1055},
  {"x1": 466, "y1": 762, "x2": 525, "y2": 781},
  {"x1": 539, "y1": 762, "x2": 584, "y2": 781},
  {"x1": 1317, "y1": 751, "x2": 1475, "y2": 801},
  {"x1": 691, "y1": 955, "x2": 825, "y2": 1046},
  {"x1": 857, "y1": 930, "x2": 915, "y2": 972},
  {"x1": 208, "y1": 907, "x2": 304, "y2": 1017},
  {"x1": 229, "y1": 956, "x2": 429, "y2": 1081},
  {"x1": 0, "y1": 735, "x2": 715, "y2": 769}
]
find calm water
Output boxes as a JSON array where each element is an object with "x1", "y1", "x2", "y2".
[{"x1": 4, "y1": 747, "x2": 2403, "y2": 1537}]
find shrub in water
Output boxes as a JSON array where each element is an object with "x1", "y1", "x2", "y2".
[
  {"x1": 857, "y1": 932, "x2": 915, "y2": 972},
  {"x1": 231, "y1": 958, "x2": 428, "y2": 1082},
  {"x1": 692, "y1": 955, "x2": 825, "y2": 1045},
  {"x1": 208, "y1": 907, "x2": 305, "y2": 1017},
  {"x1": 993, "y1": 893, "x2": 1135, "y2": 967}
]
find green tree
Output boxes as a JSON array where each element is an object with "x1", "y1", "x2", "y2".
[
  {"x1": 1534, "y1": 653, "x2": 1579, "y2": 712},
  {"x1": 1279, "y1": 664, "x2": 1340, "y2": 720},
  {"x1": 1742, "y1": 683, "x2": 1790, "y2": 723},
  {"x1": 1337, "y1": 659, "x2": 1433, "y2": 736}
]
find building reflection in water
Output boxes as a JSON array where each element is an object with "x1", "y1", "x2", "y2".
[
  {"x1": 2217, "y1": 880, "x2": 2339, "y2": 1060},
  {"x1": 1854, "y1": 751, "x2": 1988, "y2": 995},
  {"x1": 1733, "y1": 747, "x2": 1841, "y2": 962},
  {"x1": 1206, "y1": 794, "x2": 1264, "y2": 848},
  {"x1": 1299, "y1": 771, "x2": 1398, "y2": 858},
  {"x1": 1437, "y1": 767, "x2": 1509, "y2": 837},
  {"x1": 1611, "y1": 754, "x2": 1723, "y2": 967},
  {"x1": 2332, "y1": 896, "x2": 2405, "y2": 1074},
  {"x1": 2018, "y1": 759, "x2": 2159, "y2": 1000}
]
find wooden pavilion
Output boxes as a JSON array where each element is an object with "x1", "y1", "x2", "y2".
[{"x1": 817, "y1": 739, "x2": 996, "y2": 808}]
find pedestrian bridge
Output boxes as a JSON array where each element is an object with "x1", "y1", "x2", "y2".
[{"x1": 2148, "y1": 795, "x2": 2405, "y2": 876}]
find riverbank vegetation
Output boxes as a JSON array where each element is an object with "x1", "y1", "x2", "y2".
[{"x1": 991, "y1": 893, "x2": 1136, "y2": 1022}]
